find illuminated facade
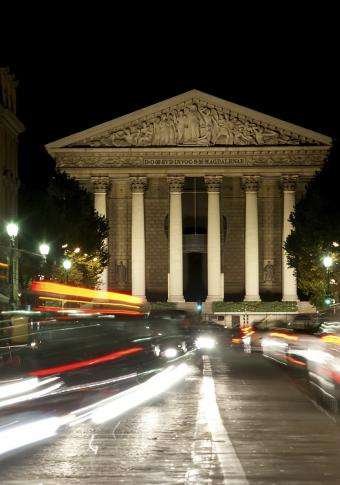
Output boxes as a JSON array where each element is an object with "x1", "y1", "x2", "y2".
[
  {"x1": 46, "y1": 90, "x2": 332, "y2": 303},
  {"x1": 0, "y1": 68, "x2": 24, "y2": 303}
]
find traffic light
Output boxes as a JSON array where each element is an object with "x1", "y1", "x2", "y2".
[
  {"x1": 324, "y1": 297, "x2": 335, "y2": 306},
  {"x1": 196, "y1": 302, "x2": 202, "y2": 313}
]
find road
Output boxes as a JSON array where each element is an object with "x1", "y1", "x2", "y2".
[{"x1": 1, "y1": 348, "x2": 340, "y2": 484}]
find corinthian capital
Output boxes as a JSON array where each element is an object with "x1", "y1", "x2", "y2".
[
  {"x1": 168, "y1": 175, "x2": 185, "y2": 193},
  {"x1": 204, "y1": 175, "x2": 223, "y2": 192},
  {"x1": 242, "y1": 175, "x2": 261, "y2": 192},
  {"x1": 281, "y1": 175, "x2": 298, "y2": 191},
  {"x1": 91, "y1": 176, "x2": 110, "y2": 192},
  {"x1": 130, "y1": 176, "x2": 147, "y2": 193}
]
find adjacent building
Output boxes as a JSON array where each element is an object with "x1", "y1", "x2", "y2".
[
  {"x1": 0, "y1": 67, "x2": 24, "y2": 303},
  {"x1": 46, "y1": 90, "x2": 332, "y2": 303}
]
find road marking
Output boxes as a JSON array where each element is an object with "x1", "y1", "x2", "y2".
[
  {"x1": 186, "y1": 355, "x2": 248, "y2": 484},
  {"x1": 88, "y1": 434, "x2": 99, "y2": 455}
]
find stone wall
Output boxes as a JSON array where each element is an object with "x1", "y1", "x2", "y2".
[
  {"x1": 107, "y1": 179, "x2": 131, "y2": 291},
  {"x1": 221, "y1": 177, "x2": 245, "y2": 297},
  {"x1": 144, "y1": 178, "x2": 168, "y2": 299},
  {"x1": 258, "y1": 178, "x2": 283, "y2": 297}
]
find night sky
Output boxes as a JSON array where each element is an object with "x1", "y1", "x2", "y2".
[{"x1": 3, "y1": 32, "x2": 339, "y2": 187}]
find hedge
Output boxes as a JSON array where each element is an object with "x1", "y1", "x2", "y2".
[
  {"x1": 212, "y1": 301, "x2": 298, "y2": 313},
  {"x1": 149, "y1": 302, "x2": 177, "y2": 310}
]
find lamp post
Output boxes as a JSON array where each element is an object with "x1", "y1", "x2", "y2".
[
  {"x1": 6, "y1": 222, "x2": 19, "y2": 309},
  {"x1": 62, "y1": 258, "x2": 72, "y2": 284},
  {"x1": 322, "y1": 255, "x2": 333, "y2": 306},
  {"x1": 38, "y1": 243, "x2": 50, "y2": 280}
]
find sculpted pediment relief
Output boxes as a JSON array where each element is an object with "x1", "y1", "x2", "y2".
[
  {"x1": 46, "y1": 91, "x2": 331, "y2": 150},
  {"x1": 68, "y1": 100, "x2": 320, "y2": 148}
]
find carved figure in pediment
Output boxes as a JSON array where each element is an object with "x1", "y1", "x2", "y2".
[
  {"x1": 77, "y1": 98, "x2": 321, "y2": 149},
  {"x1": 176, "y1": 109, "x2": 186, "y2": 144},
  {"x1": 137, "y1": 121, "x2": 153, "y2": 146},
  {"x1": 183, "y1": 105, "x2": 201, "y2": 144},
  {"x1": 216, "y1": 115, "x2": 235, "y2": 145}
]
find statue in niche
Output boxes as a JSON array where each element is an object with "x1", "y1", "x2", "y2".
[
  {"x1": 115, "y1": 261, "x2": 128, "y2": 285},
  {"x1": 263, "y1": 260, "x2": 274, "y2": 283}
]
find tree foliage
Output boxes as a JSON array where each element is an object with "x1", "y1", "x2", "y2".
[
  {"x1": 285, "y1": 143, "x2": 340, "y2": 307},
  {"x1": 52, "y1": 249, "x2": 104, "y2": 288},
  {"x1": 19, "y1": 169, "x2": 109, "y2": 289}
]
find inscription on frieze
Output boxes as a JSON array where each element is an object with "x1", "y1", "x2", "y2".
[{"x1": 57, "y1": 154, "x2": 326, "y2": 169}]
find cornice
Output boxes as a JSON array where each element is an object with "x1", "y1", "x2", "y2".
[{"x1": 0, "y1": 105, "x2": 25, "y2": 136}]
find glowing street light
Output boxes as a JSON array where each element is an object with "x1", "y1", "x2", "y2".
[
  {"x1": 6, "y1": 222, "x2": 19, "y2": 239},
  {"x1": 322, "y1": 256, "x2": 333, "y2": 269},
  {"x1": 62, "y1": 258, "x2": 72, "y2": 284},
  {"x1": 5, "y1": 222, "x2": 19, "y2": 309},
  {"x1": 38, "y1": 243, "x2": 50, "y2": 281},
  {"x1": 62, "y1": 259, "x2": 72, "y2": 270},
  {"x1": 323, "y1": 255, "x2": 334, "y2": 307},
  {"x1": 39, "y1": 243, "x2": 50, "y2": 258}
]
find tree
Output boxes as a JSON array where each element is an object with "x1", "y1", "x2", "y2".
[
  {"x1": 19, "y1": 169, "x2": 109, "y2": 290},
  {"x1": 285, "y1": 142, "x2": 340, "y2": 307},
  {"x1": 53, "y1": 249, "x2": 104, "y2": 288}
]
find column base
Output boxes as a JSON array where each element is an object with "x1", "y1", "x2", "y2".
[
  {"x1": 167, "y1": 296, "x2": 185, "y2": 303},
  {"x1": 282, "y1": 295, "x2": 298, "y2": 302},
  {"x1": 244, "y1": 295, "x2": 261, "y2": 301},
  {"x1": 133, "y1": 295, "x2": 147, "y2": 302},
  {"x1": 205, "y1": 295, "x2": 223, "y2": 302}
]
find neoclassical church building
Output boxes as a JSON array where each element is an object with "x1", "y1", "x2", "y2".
[{"x1": 46, "y1": 90, "x2": 332, "y2": 303}]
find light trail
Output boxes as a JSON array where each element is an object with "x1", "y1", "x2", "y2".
[{"x1": 28, "y1": 346, "x2": 144, "y2": 377}]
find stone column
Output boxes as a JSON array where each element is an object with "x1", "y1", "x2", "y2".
[
  {"x1": 130, "y1": 177, "x2": 147, "y2": 300},
  {"x1": 281, "y1": 175, "x2": 298, "y2": 301},
  {"x1": 242, "y1": 176, "x2": 261, "y2": 301},
  {"x1": 92, "y1": 176, "x2": 110, "y2": 291},
  {"x1": 205, "y1": 176, "x2": 223, "y2": 302},
  {"x1": 167, "y1": 176, "x2": 185, "y2": 302}
]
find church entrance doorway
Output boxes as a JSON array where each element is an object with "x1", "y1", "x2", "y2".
[{"x1": 183, "y1": 252, "x2": 207, "y2": 301}]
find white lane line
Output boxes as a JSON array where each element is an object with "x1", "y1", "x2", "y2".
[{"x1": 186, "y1": 356, "x2": 248, "y2": 484}]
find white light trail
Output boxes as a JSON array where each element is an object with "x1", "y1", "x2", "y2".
[
  {"x1": 91, "y1": 363, "x2": 191, "y2": 424},
  {"x1": 187, "y1": 356, "x2": 248, "y2": 484}
]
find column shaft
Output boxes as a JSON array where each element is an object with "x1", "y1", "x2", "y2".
[
  {"x1": 130, "y1": 177, "x2": 147, "y2": 299},
  {"x1": 168, "y1": 176, "x2": 184, "y2": 302},
  {"x1": 243, "y1": 176, "x2": 261, "y2": 301},
  {"x1": 92, "y1": 177, "x2": 110, "y2": 291},
  {"x1": 282, "y1": 176, "x2": 298, "y2": 301},
  {"x1": 205, "y1": 176, "x2": 223, "y2": 302}
]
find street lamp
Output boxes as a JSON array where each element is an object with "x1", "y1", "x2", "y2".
[
  {"x1": 38, "y1": 243, "x2": 50, "y2": 280},
  {"x1": 62, "y1": 258, "x2": 72, "y2": 284},
  {"x1": 323, "y1": 255, "x2": 334, "y2": 306},
  {"x1": 39, "y1": 243, "x2": 50, "y2": 260},
  {"x1": 322, "y1": 255, "x2": 333, "y2": 269},
  {"x1": 6, "y1": 222, "x2": 19, "y2": 309}
]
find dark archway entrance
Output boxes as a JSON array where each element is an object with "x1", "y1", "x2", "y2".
[
  {"x1": 182, "y1": 177, "x2": 207, "y2": 301},
  {"x1": 183, "y1": 252, "x2": 207, "y2": 301}
]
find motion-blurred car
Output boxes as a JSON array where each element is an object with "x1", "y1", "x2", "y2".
[
  {"x1": 241, "y1": 323, "x2": 267, "y2": 353},
  {"x1": 306, "y1": 305, "x2": 340, "y2": 409},
  {"x1": 193, "y1": 322, "x2": 232, "y2": 351},
  {"x1": 261, "y1": 325, "x2": 319, "y2": 368}
]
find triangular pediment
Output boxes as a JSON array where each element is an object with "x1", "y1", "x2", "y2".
[{"x1": 46, "y1": 90, "x2": 331, "y2": 149}]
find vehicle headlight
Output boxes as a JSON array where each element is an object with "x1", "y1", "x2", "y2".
[
  {"x1": 163, "y1": 348, "x2": 178, "y2": 359},
  {"x1": 153, "y1": 345, "x2": 161, "y2": 357},
  {"x1": 195, "y1": 336, "x2": 215, "y2": 350}
]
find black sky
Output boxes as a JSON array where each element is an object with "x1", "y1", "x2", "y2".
[{"x1": 3, "y1": 24, "x2": 339, "y2": 186}]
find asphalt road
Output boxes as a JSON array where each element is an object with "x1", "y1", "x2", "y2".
[{"x1": 1, "y1": 348, "x2": 340, "y2": 484}]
